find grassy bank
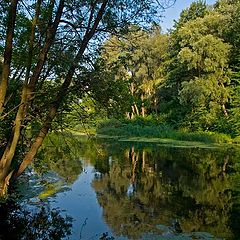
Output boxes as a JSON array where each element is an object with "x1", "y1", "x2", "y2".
[{"x1": 96, "y1": 119, "x2": 240, "y2": 145}]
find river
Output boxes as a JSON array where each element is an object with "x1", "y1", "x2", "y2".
[{"x1": 0, "y1": 134, "x2": 239, "y2": 239}]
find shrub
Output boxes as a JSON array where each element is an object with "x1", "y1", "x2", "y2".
[{"x1": 97, "y1": 119, "x2": 234, "y2": 144}]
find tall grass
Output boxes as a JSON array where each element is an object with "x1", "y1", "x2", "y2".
[{"x1": 96, "y1": 118, "x2": 233, "y2": 144}]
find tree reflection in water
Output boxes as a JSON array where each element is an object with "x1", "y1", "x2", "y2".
[
  {"x1": 2, "y1": 135, "x2": 238, "y2": 240},
  {"x1": 91, "y1": 142, "x2": 240, "y2": 239},
  {"x1": 34, "y1": 133, "x2": 83, "y2": 184},
  {"x1": 0, "y1": 199, "x2": 72, "y2": 240}
]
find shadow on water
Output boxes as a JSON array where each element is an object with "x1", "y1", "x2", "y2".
[
  {"x1": 0, "y1": 198, "x2": 73, "y2": 240},
  {"x1": 1, "y1": 133, "x2": 240, "y2": 239}
]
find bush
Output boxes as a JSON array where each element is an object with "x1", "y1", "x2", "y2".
[
  {"x1": 97, "y1": 118, "x2": 123, "y2": 129},
  {"x1": 96, "y1": 118, "x2": 234, "y2": 144}
]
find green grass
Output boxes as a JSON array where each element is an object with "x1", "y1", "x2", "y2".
[{"x1": 96, "y1": 119, "x2": 235, "y2": 144}]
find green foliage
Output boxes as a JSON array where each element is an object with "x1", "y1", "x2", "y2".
[
  {"x1": 97, "y1": 118, "x2": 233, "y2": 144},
  {"x1": 153, "y1": 0, "x2": 240, "y2": 134},
  {"x1": 173, "y1": 0, "x2": 208, "y2": 30},
  {"x1": 227, "y1": 67, "x2": 240, "y2": 136},
  {"x1": 98, "y1": 26, "x2": 169, "y2": 118},
  {"x1": 64, "y1": 0, "x2": 240, "y2": 139}
]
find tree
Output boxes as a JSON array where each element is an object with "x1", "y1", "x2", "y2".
[
  {"x1": 0, "y1": 0, "x2": 19, "y2": 115},
  {"x1": 214, "y1": 0, "x2": 240, "y2": 135},
  {"x1": 160, "y1": 1, "x2": 232, "y2": 130},
  {"x1": 99, "y1": 25, "x2": 168, "y2": 118},
  {"x1": 177, "y1": 13, "x2": 231, "y2": 129},
  {"x1": 156, "y1": 1, "x2": 209, "y2": 126}
]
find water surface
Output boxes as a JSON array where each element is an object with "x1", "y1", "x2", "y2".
[{"x1": 1, "y1": 135, "x2": 240, "y2": 239}]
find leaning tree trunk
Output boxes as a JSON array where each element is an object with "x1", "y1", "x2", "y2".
[
  {"x1": 0, "y1": 0, "x2": 19, "y2": 197},
  {"x1": 1, "y1": 0, "x2": 109, "y2": 196},
  {"x1": 0, "y1": 0, "x2": 19, "y2": 115},
  {"x1": 0, "y1": 0, "x2": 64, "y2": 196},
  {"x1": 15, "y1": 0, "x2": 109, "y2": 178}
]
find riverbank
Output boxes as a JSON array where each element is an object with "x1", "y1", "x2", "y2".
[{"x1": 94, "y1": 119, "x2": 240, "y2": 145}]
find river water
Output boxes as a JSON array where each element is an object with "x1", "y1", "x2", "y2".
[{"x1": 0, "y1": 135, "x2": 240, "y2": 239}]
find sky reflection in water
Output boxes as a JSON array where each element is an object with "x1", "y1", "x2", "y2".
[{"x1": 50, "y1": 164, "x2": 117, "y2": 239}]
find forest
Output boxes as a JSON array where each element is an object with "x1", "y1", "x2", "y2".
[
  {"x1": 0, "y1": 0, "x2": 239, "y2": 198},
  {"x1": 66, "y1": 0, "x2": 240, "y2": 143},
  {"x1": 81, "y1": 0, "x2": 240, "y2": 140}
]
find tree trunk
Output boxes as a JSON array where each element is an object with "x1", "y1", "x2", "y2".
[
  {"x1": 141, "y1": 93, "x2": 145, "y2": 117},
  {"x1": 141, "y1": 105, "x2": 145, "y2": 117},
  {"x1": 0, "y1": 171, "x2": 13, "y2": 197},
  {"x1": 222, "y1": 104, "x2": 228, "y2": 117},
  {"x1": 154, "y1": 97, "x2": 158, "y2": 114},
  {"x1": 0, "y1": 0, "x2": 42, "y2": 180},
  {"x1": 220, "y1": 82, "x2": 228, "y2": 117},
  {"x1": 0, "y1": 0, "x2": 64, "y2": 196},
  {"x1": 134, "y1": 103, "x2": 139, "y2": 116},
  {"x1": 126, "y1": 112, "x2": 131, "y2": 119},
  {"x1": 0, "y1": 0, "x2": 19, "y2": 115},
  {"x1": 15, "y1": 0, "x2": 109, "y2": 177},
  {"x1": 26, "y1": 0, "x2": 64, "y2": 106}
]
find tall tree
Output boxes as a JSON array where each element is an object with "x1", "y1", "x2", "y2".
[
  {"x1": 160, "y1": 1, "x2": 232, "y2": 130},
  {"x1": 99, "y1": 26, "x2": 168, "y2": 118}
]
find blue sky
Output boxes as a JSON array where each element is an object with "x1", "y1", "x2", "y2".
[{"x1": 160, "y1": 0, "x2": 217, "y2": 32}]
